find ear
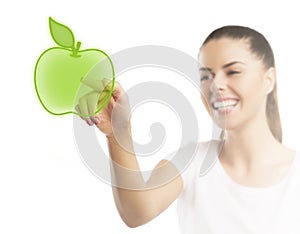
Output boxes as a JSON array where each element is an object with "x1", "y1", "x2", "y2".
[{"x1": 263, "y1": 67, "x2": 276, "y2": 94}]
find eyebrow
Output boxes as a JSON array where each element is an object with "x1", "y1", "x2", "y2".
[{"x1": 199, "y1": 61, "x2": 246, "y2": 71}]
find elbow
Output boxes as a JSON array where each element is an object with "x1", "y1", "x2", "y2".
[
  {"x1": 125, "y1": 221, "x2": 142, "y2": 229},
  {"x1": 121, "y1": 217, "x2": 146, "y2": 228},
  {"x1": 123, "y1": 215, "x2": 153, "y2": 228},
  {"x1": 114, "y1": 194, "x2": 159, "y2": 228},
  {"x1": 119, "y1": 210, "x2": 156, "y2": 228}
]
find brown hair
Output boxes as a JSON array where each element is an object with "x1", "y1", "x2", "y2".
[{"x1": 201, "y1": 26, "x2": 282, "y2": 142}]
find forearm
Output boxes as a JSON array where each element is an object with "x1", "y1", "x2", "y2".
[
  {"x1": 106, "y1": 128, "x2": 145, "y2": 189},
  {"x1": 106, "y1": 127, "x2": 155, "y2": 227}
]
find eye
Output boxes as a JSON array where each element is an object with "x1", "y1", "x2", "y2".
[
  {"x1": 227, "y1": 70, "x2": 241, "y2": 76},
  {"x1": 201, "y1": 75, "x2": 210, "y2": 81},
  {"x1": 200, "y1": 72, "x2": 214, "y2": 81}
]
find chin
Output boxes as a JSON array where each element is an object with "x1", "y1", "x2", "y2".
[{"x1": 212, "y1": 115, "x2": 241, "y2": 132}]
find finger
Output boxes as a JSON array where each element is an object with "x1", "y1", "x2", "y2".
[
  {"x1": 75, "y1": 104, "x2": 84, "y2": 120},
  {"x1": 112, "y1": 81, "x2": 129, "y2": 106},
  {"x1": 76, "y1": 102, "x2": 94, "y2": 125},
  {"x1": 97, "y1": 90, "x2": 111, "y2": 105},
  {"x1": 86, "y1": 92, "x2": 99, "y2": 116},
  {"x1": 92, "y1": 115, "x2": 101, "y2": 125},
  {"x1": 104, "y1": 79, "x2": 113, "y2": 90},
  {"x1": 111, "y1": 81, "x2": 126, "y2": 99},
  {"x1": 91, "y1": 90, "x2": 112, "y2": 115},
  {"x1": 78, "y1": 97, "x2": 89, "y2": 117},
  {"x1": 79, "y1": 96, "x2": 94, "y2": 125},
  {"x1": 80, "y1": 77, "x2": 105, "y2": 92},
  {"x1": 80, "y1": 77, "x2": 112, "y2": 93}
]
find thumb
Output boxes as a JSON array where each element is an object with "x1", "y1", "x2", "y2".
[{"x1": 112, "y1": 82, "x2": 130, "y2": 106}]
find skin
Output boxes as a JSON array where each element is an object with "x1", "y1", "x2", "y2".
[
  {"x1": 199, "y1": 38, "x2": 296, "y2": 187},
  {"x1": 77, "y1": 81, "x2": 183, "y2": 227},
  {"x1": 77, "y1": 37, "x2": 296, "y2": 227}
]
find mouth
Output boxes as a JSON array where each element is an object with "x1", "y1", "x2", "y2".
[{"x1": 211, "y1": 98, "x2": 239, "y2": 114}]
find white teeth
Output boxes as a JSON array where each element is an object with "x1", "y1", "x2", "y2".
[{"x1": 213, "y1": 100, "x2": 238, "y2": 109}]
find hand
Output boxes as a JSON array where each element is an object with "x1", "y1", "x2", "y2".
[{"x1": 75, "y1": 78, "x2": 131, "y2": 138}]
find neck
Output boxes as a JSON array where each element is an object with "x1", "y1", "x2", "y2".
[{"x1": 220, "y1": 113, "x2": 281, "y2": 169}]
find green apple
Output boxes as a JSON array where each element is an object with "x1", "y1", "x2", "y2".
[{"x1": 34, "y1": 17, "x2": 115, "y2": 117}]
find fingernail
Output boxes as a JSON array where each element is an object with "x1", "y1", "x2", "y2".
[
  {"x1": 94, "y1": 118, "x2": 100, "y2": 125},
  {"x1": 86, "y1": 119, "x2": 94, "y2": 125}
]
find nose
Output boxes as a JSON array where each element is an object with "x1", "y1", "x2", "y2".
[{"x1": 209, "y1": 72, "x2": 226, "y2": 93}]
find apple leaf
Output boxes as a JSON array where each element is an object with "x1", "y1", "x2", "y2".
[{"x1": 49, "y1": 17, "x2": 75, "y2": 48}]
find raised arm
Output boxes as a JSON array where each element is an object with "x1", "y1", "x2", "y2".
[{"x1": 76, "y1": 80, "x2": 184, "y2": 228}]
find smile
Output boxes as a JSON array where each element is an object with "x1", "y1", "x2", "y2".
[
  {"x1": 211, "y1": 99, "x2": 239, "y2": 114},
  {"x1": 212, "y1": 99, "x2": 239, "y2": 109}
]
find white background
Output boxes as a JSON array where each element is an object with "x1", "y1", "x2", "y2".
[{"x1": 1, "y1": 0, "x2": 300, "y2": 233}]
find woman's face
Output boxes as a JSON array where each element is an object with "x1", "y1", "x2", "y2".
[{"x1": 199, "y1": 38, "x2": 274, "y2": 131}]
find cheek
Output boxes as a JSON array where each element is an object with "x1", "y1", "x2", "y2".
[
  {"x1": 201, "y1": 94, "x2": 212, "y2": 116},
  {"x1": 235, "y1": 79, "x2": 266, "y2": 109},
  {"x1": 200, "y1": 83, "x2": 210, "y2": 103}
]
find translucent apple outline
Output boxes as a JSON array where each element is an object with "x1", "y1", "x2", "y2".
[{"x1": 34, "y1": 17, "x2": 115, "y2": 116}]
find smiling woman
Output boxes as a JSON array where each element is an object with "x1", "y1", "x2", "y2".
[
  {"x1": 177, "y1": 26, "x2": 299, "y2": 234},
  {"x1": 78, "y1": 25, "x2": 300, "y2": 234},
  {"x1": 199, "y1": 26, "x2": 282, "y2": 143}
]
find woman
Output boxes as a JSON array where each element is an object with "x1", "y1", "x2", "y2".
[{"x1": 78, "y1": 26, "x2": 300, "y2": 233}]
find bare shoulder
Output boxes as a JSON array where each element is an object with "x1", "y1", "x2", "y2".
[
  {"x1": 279, "y1": 145, "x2": 297, "y2": 164},
  {"x1": 273, "y1": 144, "x2": 298, "y2": 174}
]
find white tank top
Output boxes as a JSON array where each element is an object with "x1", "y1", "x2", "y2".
[{"x1": 171, "y1": 140, "x2": 300, "y2": 234}]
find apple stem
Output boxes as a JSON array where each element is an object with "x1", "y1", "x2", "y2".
[{"x1": 71, "y1": 41, "x2": 82, "y2": 57}]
